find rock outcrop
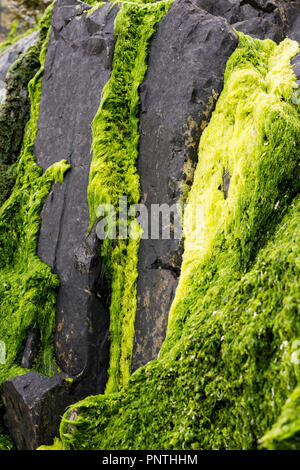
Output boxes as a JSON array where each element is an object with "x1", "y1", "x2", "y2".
[
  {"x1": 36, "y1": 0, "x2": 119, "y2": 384},
  {"x1": 132, "y1": 0, "x2": 300, "y2": 369},
  {"x1": 0, "y1": 0, "x2": 299, "y2": 450},
  {"x1": 196, "y1": 0, "x2": 300, "y2": 43},
  {"x1": 2, "y1": 372, "x2": 69, "y2": 450},
  {"x1": 0, "y1": 24, "x2": 42, "y2": 206}
]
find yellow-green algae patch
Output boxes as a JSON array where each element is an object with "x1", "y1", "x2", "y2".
[
  {"x1": 261, "y1": 384, "x2": 300, "y2": 449},
  {"x1": 0, "y1": 4, "x2": 70, "y2": 450},
  {"x1": 57, "y1": 33, "x2": 300, "y2": 450},
  {"x1": 164, "y1": 34, "x2": 299, "y2": 341},
  {"x1": 87, "y1": 0, "x2": 173, "y2": 394}
]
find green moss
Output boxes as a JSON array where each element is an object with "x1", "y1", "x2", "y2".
[
  {"x1": 261, "y1": 385, "x2": 300, "y2": 450},
  {"x1": 88, "y1": 0, "x2": 173, "y2": 394},
  {"x1": 58, "y1": 33, "x2": 300, "y2": 450},
  {"x1": 37, "y1": 437, "x2": 63, "y2": 451},
  {"x1": 0, "y1": 3, "x2": 70, "y2": 444}
]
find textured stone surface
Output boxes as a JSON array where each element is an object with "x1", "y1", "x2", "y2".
[
  {"x1": 0, "y1": 0, "x2": 15, "y2": 39},
  {"x1": 0, "y1": 32, "x2": 39, "y2": 161},
  {"x1": 0, "y1": 0, "x2": 51, "y2": 40},
  {"x1": 36, "y1": 0, "x2": 118, "y2": 383},
  {"x1": 196, "y1": 0, "x2": 300, "y2": 43},
  {"x1": 280, "y1": 0, "x2": 300, "y2": 43},
  {"x1": 0, "y1": 30, "x2": 38, "y2": 83},
  {"x1": 2, "y1": 372, "x2": 69, "y2": 449},
  {"x1": 132, "y1": 0, "x2": 238, "y2": 371},
  {"x1": 132, "y1": 0, "x2": 300, "y2": 371},
  {"x1": 21, "y1": 330, "x2": 40, "y2": 369},
  {"x1": 0, "y1": 29, "x2": 42, "y2": 206}
]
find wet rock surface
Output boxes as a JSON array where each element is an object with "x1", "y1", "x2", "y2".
[
  {"x1": 21, "y1": 330, "x2": 40, "y2": 369},
  {"x1": 0, "y1": 0, "x2": 51, "y2": 40},
  {"x1": 196, "y1": 0, "x2": 300, "y2": 43},
  {"x1": 0, "y1": 31, "x2": 38, "y2": 84},
  {"x1": 2, "y1": 372, "x2": 69, "y2": 450},
  {"x1": 36, "y1": 0, "x2": 118, "y2": 382}
]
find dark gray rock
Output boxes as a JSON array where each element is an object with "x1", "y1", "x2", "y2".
[
  {"x1": 131, "y1": 0, "x2": 238, "y2": 371},
  {"x1": 0, "y1": 23, "x2": 48, "y2": 206},
  {"x1": 36, "y1": 0, "x2": 118, "y2": 382},
  {"x1": 132, "y1": 0, "x2": 300, "y2": 372},
  {"x1": 291, "y1": 53, "x2": 300, "y2": 107},
  {"x1": 280, "y1": 0, "x2": 300, "y2": 43},
  {"x1": 2, "y1": 372, "x2": 69, "y2": 450},
  {"x1": 3, "y1": 0, "x2": 300, "y2": 450}
]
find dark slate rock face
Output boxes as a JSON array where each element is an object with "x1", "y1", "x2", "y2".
[
  {"x1": 21, "y1": 330, "x2": 40, "y2": 369},
  {"x1": 195, "y1": 0, "x2": 300, "y2": 43},
  {"x1": 131, "y1": 0, "x2": 238, "y2": 371},
  {"x1": 292, "y1": 53, "x2": 300, "y2": 79},
  {"x1": 2, "y1": 0, "x2": 300, "y2": 450},
  {"x1": 280, "y1": 0, "x2": 300, "y2": 43},
  {"x1": 2, "y1": 372, "x2": 69, "y2": 450},
  {"x1": 35, "y1": 0, "x2": 118, "y2": 384}
]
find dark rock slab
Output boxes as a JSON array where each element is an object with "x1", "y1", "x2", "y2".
[
  {"x1": 0, "y1": 27, "x2": 46, "y2": 206},
  {"x1": 131, "y1": 0, "x2": 238, "y2": 371},
  {"x1": 195, "y1": 0, "x2": 300, "y2": 43},
  {"x1": 279, "y1": 0, "x2": 300, "y2": 43},
  {"x1": 2, "y1": 372, "x2": 69, "y2": 450},
  {"x1": 36, "y1": 0, "x2": 118, "y2": 383},
  {"x1": 21, "y1": 330, "x2": 40, "y2": 369},
  {"x1": 292, "y1": 53, "x2": 300, "y2": 79}
]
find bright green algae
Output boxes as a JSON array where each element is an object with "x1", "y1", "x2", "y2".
[
  {"x1": 56, "y1": 33, "x2": 300, "y2": 450},
  {"x1": 0, "y1": 4, "x2": 70, "y2": 449},
  {"x1": 87, "y1": 0, "x2": 173, "y2": 394}
]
